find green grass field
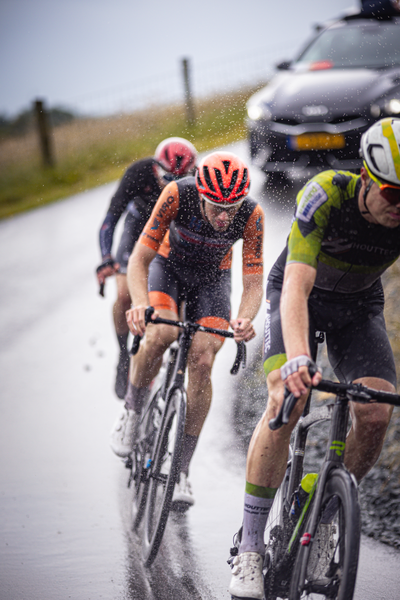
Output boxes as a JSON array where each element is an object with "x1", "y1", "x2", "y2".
[{"x1": 0, "y1": 87, "x2": 260, "y2": 220}]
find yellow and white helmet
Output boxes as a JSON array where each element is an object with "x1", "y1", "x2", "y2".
[{"x1": 360, "y1": 117, "x2": 400, "y2": 187}]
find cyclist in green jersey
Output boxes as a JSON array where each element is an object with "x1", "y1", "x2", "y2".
[{"x1": 229, "y1": 117, "x2": 400, "y2": 600}]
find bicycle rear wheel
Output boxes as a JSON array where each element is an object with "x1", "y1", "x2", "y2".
[
  {"x1": 289, "y1": 468, "x2": 360, "y2": 600},
  {"x1": 131, "y1": 388, "x2": 164, "y2": 530},
  {"x1": 142, "y1": 387, "x2": 186, "y2": 567}
]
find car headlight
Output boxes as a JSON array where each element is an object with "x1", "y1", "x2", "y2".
[
  {"x1": 247, "y1": 104, "x2": 272, "y2": 121},
  {"x1": 370, "y1": 104, "x2": 381, "y2": 118},
  {"x1": 385, "y1": 98, "x2": 400, "y2": 115}
]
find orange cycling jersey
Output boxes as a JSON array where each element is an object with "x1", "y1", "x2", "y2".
[{"x1": 140, "y1": 177, "x2": 264, "y2": 282}]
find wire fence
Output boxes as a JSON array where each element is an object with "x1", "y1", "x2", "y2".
[{"x1": 60, "y1": 42, "x2": 291, "y2": 117}]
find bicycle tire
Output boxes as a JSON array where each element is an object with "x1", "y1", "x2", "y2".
[
  {"x1": 131, "y1": 388, "x2": 164, "y2": 530},
  {"x1": 263, "y1": 461, "x2": 292, "y2": 600},
  {"x1": 142, "y1": 387, "x2": 186, "y2": 567},
  {"x1": 289, "y1": 468, "x2": 360, "y2": 600}
]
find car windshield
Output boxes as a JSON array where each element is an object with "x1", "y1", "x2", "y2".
[{"x1": 295, "y1": 20, "x2": 400, "y2": 69}]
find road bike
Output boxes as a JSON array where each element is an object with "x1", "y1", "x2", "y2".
[
  {"x1": 229, "y1": 332, "x2": 400, "y2": 600},
  {"x1": 127, "y1": 306, "x2": 246, "y2": 567}
]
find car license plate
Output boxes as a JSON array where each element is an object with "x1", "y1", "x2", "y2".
[{"x1": 289, "y1": 133, "x2": 345, "y2": 151}]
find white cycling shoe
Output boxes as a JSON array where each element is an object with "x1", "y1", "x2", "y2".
[
  {"x1": 109, "y1": 407, "x2": 139, "y2": 457},
  {"x1": 171, "y1": 473, "x2": 195, "y2": 512},
  {"x1": 229, "y1": 551, "x2": 264, "y2": 600}
]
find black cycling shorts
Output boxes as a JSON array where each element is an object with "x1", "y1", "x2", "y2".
[
  {"x1": 263, "y1": 275, "x2": 396, "y2": 386},
  {"x1": 115, "y1": 203, "x2": 148, "y2": 274},
  {"x1": 148, "y1": 254, "x2": 231, "y2": 328}
]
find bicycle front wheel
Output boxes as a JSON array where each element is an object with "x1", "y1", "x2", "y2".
[
  {"x1": 131, "y1": 388, "x2": 164, "y2": 531},
  {"x1": 263, "y1": 461, "x2": 291, "y2": 600},
  {"x1": 142, "y1": 387, "x2": 186, "y2": 567},
  {"x1": 289, "y1": 468, "x2": 360, "y2": 600}
]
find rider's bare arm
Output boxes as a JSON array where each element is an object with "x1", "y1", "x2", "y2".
[
  {"x1": 230, "y1": 205, "x2": 264, "y2": 342},
  {"x1": 126, "y1": 243, "x2": 157, "y2": 336},
  {"x1": 280, "y1": 262, "x2": 321, "y2": 395},
  {"x1": 125, "y1": 183, "x2": 179, "y2": 335},
  {"x1": 230, "y1": 272, "x2": 263, "y2": 342}
]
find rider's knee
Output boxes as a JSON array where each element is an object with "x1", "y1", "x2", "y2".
[
  {"x1": 188, "y1": 353, "x2": 213, "y2": 382},
  {"x1": 352, "y1": 402, "x2": 392, "y2": 438},
  {"x1": 143, "y1": 324, "x2": 176, "y2": 358},
  {"x1": 266, "y1": 369, "x2": 284, "y2": 414}
]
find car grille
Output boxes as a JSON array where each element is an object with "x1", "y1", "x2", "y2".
[{"x1": 273, "y1": 114, "x2": 362, "y2": 126}]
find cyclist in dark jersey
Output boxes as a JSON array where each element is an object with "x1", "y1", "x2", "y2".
[
  {"x1": 96, "y1": 138, "x2": 197, "y2": 399},
  {"x1": 110, "y1": 151, "x2": 264, "y2": 508},
  {"x1": 229, "y1": 117, "x2": 400, "y2": 600}
]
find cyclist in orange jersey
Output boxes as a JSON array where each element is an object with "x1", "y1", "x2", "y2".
[{"x1": 110, "y1": 151, "x2": 264, "y2": 509}]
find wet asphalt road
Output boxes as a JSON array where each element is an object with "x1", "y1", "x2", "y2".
[{"x1": 1, "y1": 141, "x2": 399, "y2": 599}]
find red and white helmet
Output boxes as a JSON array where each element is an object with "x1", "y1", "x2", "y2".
[
  {"x1": 154, "y1": 137, "x2": 197, "y2": 182},
  {"x1": 196, "y1": 151, "x2": 250, "y2": 206}
]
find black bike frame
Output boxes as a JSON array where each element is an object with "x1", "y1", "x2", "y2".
[{"x1": 277, "y1": 333, "x2": 355, "y2": 557}]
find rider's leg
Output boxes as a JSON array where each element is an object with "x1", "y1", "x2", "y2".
[
  {"x1": 174, "y1": 329, "x2": 224, "y2": 478},
  {"x1": 114, "y1": 273, "x2": 131, "y2": 342},
  {"x1": 345, "y1": 376, "x2": 394, "y2": 482},
  {"x1": 239, "y1": 368, "x2": 308, "y2": 554},
  {"x1": 185, "y1": 330, "x2": 224, "y2": 437},
  {"x1": 110, "y1": 307, "x2": 179, "y2": 457},
  {"x1": 128, "y1": 308, "x2": 179, "y2": 389},
  {"x1": 170, "y1": 329, "x2": 224, "y2": 507},
  {"x1": 112, "y1": 274, "x2": 132, "y2": 398},
  {"x1": 326, "y1": 308, "x2": 396, "y2": 482},
  {"x1": 246, "y1": 368, "x2": 308, "y2": 488},
  {"x1": 113, "y1": 209, "x2": 147, "y2": 399},
  {"x1": 184, "y1": 273, "x2": 231, "y2": 441}
]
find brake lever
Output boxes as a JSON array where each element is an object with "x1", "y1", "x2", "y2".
[
  {"x1": 130, "y1": 307, "x2": 155, "y2": 355},
  {"x1": 230, "y1": 341, "x2": 246, "y2": 375},
  {"x1": 130, "y1": 335, "x2": 141, "y2": 356},
  {"x1": 269, "y1": 363, "x2": 319, "y2": 430},
  {"x1": 269, "y1": 387, "x2": 297, "y2": 430},
  {"x1": 144, "y1": 306, "x2": 155, "y2": 325}
]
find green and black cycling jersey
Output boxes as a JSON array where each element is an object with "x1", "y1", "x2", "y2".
[
  {"x1": 271, "y1": 170, "x2": 400, "y2": 293},
  {"x1": 264, "y1": 169, "x2": 400, "y2": 384}
]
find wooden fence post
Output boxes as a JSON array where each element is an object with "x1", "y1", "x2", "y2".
[
  {"x1": 182, "y1": 58, "x2": 196, "y2": 126},
  {"x1": 34, "y1": 99, "x2": 54, "y2": 167}
]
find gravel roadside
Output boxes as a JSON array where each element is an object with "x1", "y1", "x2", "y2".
[{"x1": 232, "y1": 261, "x2": 400, "y2": 549}]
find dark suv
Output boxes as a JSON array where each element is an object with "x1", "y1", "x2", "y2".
[{"x1": 247, "y1": 13, "x2": 400, "y2": 177}]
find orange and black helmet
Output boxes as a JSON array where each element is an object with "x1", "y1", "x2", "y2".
[{"x1": 196, "y1": 152, "x2": 250, "y2": 205}]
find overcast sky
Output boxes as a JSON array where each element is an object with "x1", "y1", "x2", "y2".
[{"x1": 0, "y1": 0, "x2": 357, "y2": 118}]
